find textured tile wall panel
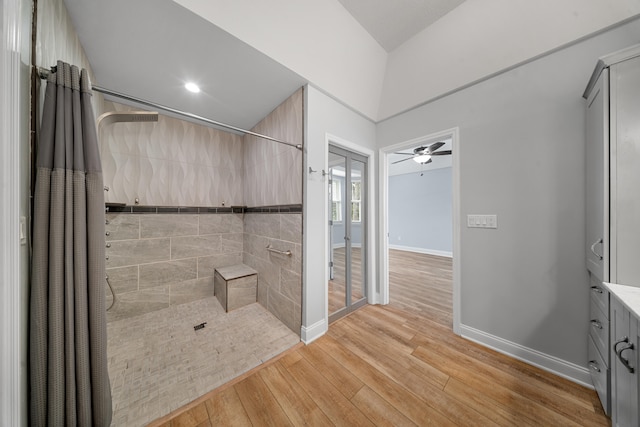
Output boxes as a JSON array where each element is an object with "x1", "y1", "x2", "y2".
[
  {"x1": 139, "y1": 259, "x2": 198, "y2": 289},
  {"x1": 106, "y1": 238, "x2": 171, "y2": 268},
  {"x1": 243, "y1": 233, "x2": 270, "y2": 262},
  {"x1": 221, "y1": 233, "x2": 243, "y2": 253},
  {"x1": 106, "y1": 213, "x2": 139, "y2": 241},
  {"x1": 243, "y1": 89, "x2": 303, "y2": 207},
  {"x1": 104, "y1": 212, "x2": 253, "y2": 322},
  {"x1": 267, "y1": 289, "x2": 298, "y2": 334},
  {"x1": 197, "y1": 253, "x2": 243, "y2": 278},
  {"x1": 36, "y1": 0, "x2": 104, "y2": 118},
  {"x1": 169, "y1": 277, "x2": 214, "y2": 306},
  {"x1": 199, "y1": 214, "x2": 243, "y2": 235},
  {"x1": 243, "y1": 213, "x2": 302, "y2": 334},
  {"x1": 170, "y1": 235, "x2": 222, "y2": 259},
  {"x1": 280, "y1": 214, "x2": 302, "y2": 244},
  {"x1": 140, "y1": 214, "x2": 198, "y2": 238},
  {"x1": 280, "y1": 268, "x2": 302, "y2": 303},
  {"x1": 105, "y1": 266, "x2": 139, "y2": 295},
  {"x1": 102, "y1": 101, "x2": 244, "y2": 207},
  {"x1": 244, "y1": 214, "x2": 281, "y2": 239}
]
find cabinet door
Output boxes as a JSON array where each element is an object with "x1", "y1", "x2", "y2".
[
  {"x1": 585, "y1": 68, "x2": 608, "y2": 282},
  {"x1": 611, "y1": 56, "x2": 640, "y2": 286},
  {"x1": 611, "y1": 298, "x2": 638, "y2": 426}
]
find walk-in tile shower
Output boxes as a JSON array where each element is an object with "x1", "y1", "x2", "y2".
[
  {"x1": 98, "y1": 90, "x2": 304, "y2": 425},
  {"x1": 36, "y1": 1, "x2": 304, "y2": 422}
]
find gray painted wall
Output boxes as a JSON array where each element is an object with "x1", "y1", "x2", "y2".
[
  {"x1": 389, "y1": 168, "x2": 452, "y2": 253},
  {"x1": 377, "y1": 19, "x2": 640, "y2": 367},
  {"x1": 304, "y1": 85, "x2": 377, "y2": 335}
]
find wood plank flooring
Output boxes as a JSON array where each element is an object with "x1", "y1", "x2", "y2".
[{"x1": 150, "y1": 249, "x2": 609, "y2": 427}]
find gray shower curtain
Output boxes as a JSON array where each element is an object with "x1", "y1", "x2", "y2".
[{"x1": 30, "y1": 61, "x2": 112, "y2": 426}]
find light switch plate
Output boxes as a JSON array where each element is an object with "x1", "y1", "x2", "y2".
[{"x1": 467, "y1": 214, "x2": 497, "y2": 229}]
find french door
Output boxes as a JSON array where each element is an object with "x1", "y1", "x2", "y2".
[{"x1": 328, "y1": 145, "x2": 367, "y2": 322}]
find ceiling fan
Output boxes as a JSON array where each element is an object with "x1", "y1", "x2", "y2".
[{"x1": 392, "y1": 141, "x2": 452, "y2": 165}]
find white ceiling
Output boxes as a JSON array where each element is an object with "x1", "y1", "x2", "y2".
[
  {"x1": 62, "y1": 0, "x2": 306, "y2": 131},
  {"x1": 62, "y1": 1, "x2": 638, "y2": 132},
  {"x1": 61, "y1": 0, "x2": 467, "y2": 131},
  {"x1": 337, "y1": 0, "x2": 465, "y2": 51}
]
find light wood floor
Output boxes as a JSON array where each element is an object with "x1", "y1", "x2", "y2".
[{"x1": 150, "y1": 249, "x2": 609, "y2": 426}]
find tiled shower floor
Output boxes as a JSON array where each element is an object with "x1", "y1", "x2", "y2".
[{"x1": 106, "y1": 297, "x2": 300, "y2": 426}]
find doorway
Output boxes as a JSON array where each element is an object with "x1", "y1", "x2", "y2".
[
  {"x1": 328, "y1": 145, "x2": 368, "y2": 322},
  {"x1": 379, "y1": 128, "x2": 460, "y2": 334}
]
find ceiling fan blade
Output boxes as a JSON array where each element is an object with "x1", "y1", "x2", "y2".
[
  {"x1": 391, "y1": 157, "x2": 413, "y2": 164},
  {"x1": 425, "y1": 141, "x2": 445, "y2": 154},
  {"x1": 430, "y1": 150, "x2": 452, "y2": 156},
  {"x1": 393, "y1": 152, "x2": 414, "y2": 156}
]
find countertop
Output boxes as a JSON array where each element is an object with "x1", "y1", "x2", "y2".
[{"x1": 604, "y1": 282, "x2": 640, "y2": 319}]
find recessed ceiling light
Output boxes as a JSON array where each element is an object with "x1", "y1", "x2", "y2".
[{"x1": 185, "y1": 82, "x2": 200, "y2": 93}]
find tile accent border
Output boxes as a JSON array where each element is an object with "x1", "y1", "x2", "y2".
[
  {"x1": 106, "y1": 203, "x2": 302, "y2": 214},
  {"x1": 244, "y1": 205, "x2": 302, "y2": 213}
]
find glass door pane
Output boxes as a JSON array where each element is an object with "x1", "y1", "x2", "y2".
[
  {"x1": 328, "y1": 152, "x2": 347, "y2": 315},
  {"x1": 350, "y1": 158, "x2": 366, "y2": 306}
]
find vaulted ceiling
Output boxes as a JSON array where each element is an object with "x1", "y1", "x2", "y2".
[
  {"x1": 336, "y1": 0, "x2": 465, "y2": 51},
  {"x1": 63, "y1": 0, "x2": 640, "y2": 130}
]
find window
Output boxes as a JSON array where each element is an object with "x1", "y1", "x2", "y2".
[
  {"x1": 351, "y1": 181, "x2": 361, "y2": 222},
  {"x1": 331, "y1": 179, "x2": 342, "y2": 222}
]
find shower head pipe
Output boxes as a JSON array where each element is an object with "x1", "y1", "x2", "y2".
[
  {"x1": 36, "y1": 65, "x2": 303, "y2": 150},
  {"x1": 92, "y1": 85, "x2": 303, "y2": 150},
  {"x1": 97, "y1": 111, "x2": 159, "y2": 128}
]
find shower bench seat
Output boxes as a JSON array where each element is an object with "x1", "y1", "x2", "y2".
[{"x1": 214, "y1": 264, "x2": 257, "y2": 312}]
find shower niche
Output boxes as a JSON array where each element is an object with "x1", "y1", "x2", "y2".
[{"x1": 101, "y1": 88, "x2": 303, "y2": 335}]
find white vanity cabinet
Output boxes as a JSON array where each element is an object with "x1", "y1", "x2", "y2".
[
  {"x1": 584, "y1": 44, "x2": 640, "y2": 423},
  {"x1": 609, "y1": 290, "x2": 639, "y2": 427}
]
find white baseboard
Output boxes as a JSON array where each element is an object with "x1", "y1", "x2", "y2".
[
  {"x1": 388, "y1": 244, "x2": 452, "y2": 258},
  {"x1": 460, "y1": 325, "x2": 593, "y2": 388},
  {"x1": 301, "y1": 318, "x2": 327, "y2": 344}
]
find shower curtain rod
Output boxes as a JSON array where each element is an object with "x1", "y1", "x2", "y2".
[{"x1": 36, "y1": 66, "x2": 302, "y2": 150}]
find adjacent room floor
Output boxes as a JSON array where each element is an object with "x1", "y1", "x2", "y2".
[
  {"x1": 149, "y1": 250, "x2": 608, "y2": 426},
  {"x1": 107, "y1": 297, "x2": 300, "y2": 426}
]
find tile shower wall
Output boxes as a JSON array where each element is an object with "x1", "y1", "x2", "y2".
[
  {"x1": 241, "y1": 89, "x2": 304, "y2": 334},
  {"x1": 37, "y1": 0, "x2": 104, "y2": 118},
  {"x1": 102, "y1": 88, "x2": 304, "y2": 331},
  {"x1": 105, "y1": 212, "x2": 243, "y2": 322},
  {"x1": 243, "y1": 213, "x2": 302, "y2": 334},
  {"x1": 101, "y1": 101, "x2": 244, "y2": 207},
  {"x1": 243, "y1": 88, "x2": 303, "y2": 206}
]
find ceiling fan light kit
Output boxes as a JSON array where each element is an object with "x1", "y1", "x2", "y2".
[
  {"x1": 392, "y1": 141, "x2": 452, "y2": 165},
  {"x1": 413, "y1": 154, "x2": 432, "y2": 164}
]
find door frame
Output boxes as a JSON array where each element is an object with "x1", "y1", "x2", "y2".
[
  {"x1": 378, "y1": 127, "x2": 461, "y2": 334},
  {"x1": 324, "y1": 134, "x2": 377, "y2": 324},
  {"x1": 327, "y1": 144, "x2": 369, "y2": 322}
]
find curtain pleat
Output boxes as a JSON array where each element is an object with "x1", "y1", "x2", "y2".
[{"x1": 30, "y1": 60, "x2": 112, "y2": 427}]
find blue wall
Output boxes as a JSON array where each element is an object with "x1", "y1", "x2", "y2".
[{"x1": 388, "y1": 167, "x2": 452, "y2": 253}]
